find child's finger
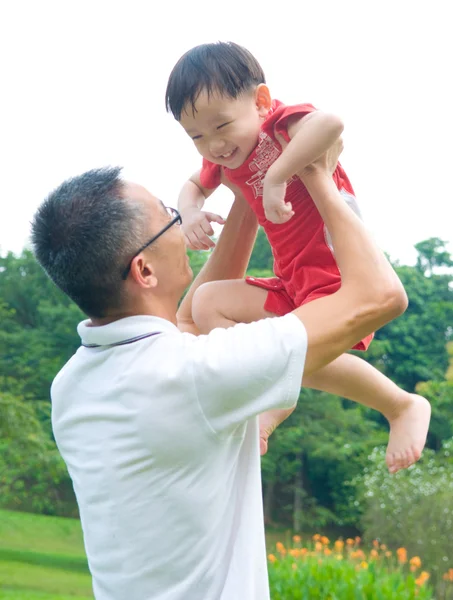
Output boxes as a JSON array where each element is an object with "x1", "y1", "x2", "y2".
[
  {"x1": 194, "y1": 226, "x2": 215, "y2": 249},
  {"x1": 205, "y1": 212, "x2": 226, "y2": 225},
  {"x1": 201, "y1": 220, "x2": 215, "y2": 237},
  {"x1": 187, "y1": 231, "x2": 206, "y2": 250}
]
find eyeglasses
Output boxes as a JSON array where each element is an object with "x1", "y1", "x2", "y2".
[{"x1": 121, "y1": 206, "x2": 182, "y2": 280}]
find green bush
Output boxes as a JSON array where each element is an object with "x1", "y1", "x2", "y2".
[
  {"x1": 268, "y1": 538, "x2": 433, "y2": 600},
  {"x1": 358, "y1": 440, "x2": 453, "y2": 596}
]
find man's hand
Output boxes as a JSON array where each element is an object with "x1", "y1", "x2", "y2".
[
  {"x1": 259, "y1": 406, "x2": 296, "y2": 455},
  {"x1": 181, "y1": 207, "x2": 226, "y2": 250},
  {"x1": 262, "y1": 178, "x2": 294, "y2": 224}
]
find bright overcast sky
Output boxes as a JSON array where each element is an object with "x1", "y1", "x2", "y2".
[{"x1": 1, "y1": 0, "x2": 452, "y2": 265}]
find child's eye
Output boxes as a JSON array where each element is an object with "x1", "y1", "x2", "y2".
[
  {"x1": 217, "y1": 121, "x2": 232, "y2": 130},
  {"x1": 192, "y1": 135, "x2": 202, "y2": 141}
]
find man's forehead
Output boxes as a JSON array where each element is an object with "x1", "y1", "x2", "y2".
[{"x1": 123, "y1": 181, "x2": 162, "y2": 211}]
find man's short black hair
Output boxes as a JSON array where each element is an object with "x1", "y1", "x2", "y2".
[
  {"x1": 31, "y1": 167, "x2": 146, "y2": 318},
  {"x1": 165, "y1": 41, "x2": 266, "y2": 121}
]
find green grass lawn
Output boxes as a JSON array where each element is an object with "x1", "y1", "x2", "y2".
[
  {"x1": 0, "y1": 509, "x2": 353, "y2": 599},
  {"x1": 0, "y1": 510, "x2": 93, "y2": 599}
]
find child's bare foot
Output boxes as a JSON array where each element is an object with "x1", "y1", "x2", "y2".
[{"x1": 385, "y1": 394, "x2": 431, "y2": 474}]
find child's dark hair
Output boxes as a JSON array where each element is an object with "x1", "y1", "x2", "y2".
[{"x1": 165, "y1": 41, "x2": 266, "y2": 121}]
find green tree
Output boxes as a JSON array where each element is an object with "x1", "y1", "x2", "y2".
[
  {"x1": 262, "y1": 389, "x2": 386, "y2": 530},
  {"x1": 0, "y1": 393, "x2": 75, "y2": 515},
  {"x1": 415, "y1": 237, "x2": 453, "y2": 275},
  {"x1": 366, "y1": 242, "x2": 452, "y2": 391},
  {"x1": 416, "y1": 342, "x2": 453, "y2": 450},
  {"x1": 248, "y1": 227, "x2": 274, "y2": 273}
]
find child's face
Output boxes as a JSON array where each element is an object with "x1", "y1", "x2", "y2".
[{"x1": 179, "y1": 88, "x2": 269, "y2": 170}]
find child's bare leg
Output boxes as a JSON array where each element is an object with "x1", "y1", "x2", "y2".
[
  {"x1": 303, "y1": 354, "x2": 431, "y2": 473},
  {"x1": 193, "y1": 280, "x2": 431, "y2": 472},
  {"x1": 192, "y1": 279, "x2": 274, "y2": 332}
]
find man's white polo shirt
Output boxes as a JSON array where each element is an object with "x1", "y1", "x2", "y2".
[{"x1": 51, "y1": 313, "x2": 307, "y2": 600}]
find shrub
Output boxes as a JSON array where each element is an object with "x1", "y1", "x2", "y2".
[{"x1": 268, "y1": 535, "x2": 434, "y2": 599}]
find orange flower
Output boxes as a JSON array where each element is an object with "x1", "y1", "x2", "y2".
[
  {"x1": 324, "y1": 548, "x2": 332, "y2": 556},
  {"x1": 370, "y1": 549, "x2": 379, "y2": 559},
  {"x1": 300, "y1": 548, "x2": 308, "y2": 556},
  {"x1": 312, "y1": 534, "x2": 321, "y2": 541},
  {"x1": 442, "y1": 569, "x2": 453, "y2": 582},
  {"x1": 293, "y1": 535, "x2": 301, "y2": 543},
  {"x1": 315, "y1": 541, "x2": 323, "y2": 552},
  {"x1": 385, "y1": 551, "x2": 392, "y2": 558},
  {"x1": 355, "y1": 536, "x2": 362, "y2": 545},
  {"x1": 289, "y1": 549, "x2": 300, "y2": 558},
  {"x1": 346, "y1": 538, "x2": 354, "y2": 546},
  {"x1": 415, "y1": 571, "x2": 430, "y2": 586},
  {"x1": 410, "y1": 556, "x2": 422, "y2": 571},
  {"x1": 380, "y1": 544, "x2": 388, "y2": 551},
  {"x1": 334, "y1": 540, "x2": 344, "y2": 552},
  {"x1": 320, "y1": 536, "x2": 330, "y2": 545},
  {"x1": 268, "y1": 554, "x2": 277, "y2": 563},
  {"x1": 396, "y1": 547, "x2": 407, "y2": 564},
  {"x1": 350, "y1": 549, "x2": 365, "y2": 560},
  {"x1": 372, "y1": 539, "x2": 379, "y2": 548},
  {"x1": 276, "y1": 542, "x2": 286, "y2": 555}
]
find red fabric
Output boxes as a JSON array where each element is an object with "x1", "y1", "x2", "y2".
[
  {"x1": 200, "y1": 158, "x2": 222, "y2": 189},
  {"x1": 201, "y1": 100, "x2": 372, "y2": 351},
  {"x1": 245, "y1": 276, "x2": 373, "y2": 351}
]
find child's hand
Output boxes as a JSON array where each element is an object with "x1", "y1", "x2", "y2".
[
  {"x1": 262, "y1": 177, "x2": 294, "y2": 224},
  {"x1": 181, "y1": 207, "x2": 226, "y2": 250}
]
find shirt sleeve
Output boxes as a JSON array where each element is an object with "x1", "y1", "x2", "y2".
[
  {"x1": 185, "y1": 314, "x2": 307, "y2": 434},
  {"x1": 262, "y1": 102, "x2": 317, "y2": 143},
  {"x1": 199, "y1": 158, "x2": 222, "y2": 189}
]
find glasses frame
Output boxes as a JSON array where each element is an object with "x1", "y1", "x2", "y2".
[{"x1": 121, "y1": 207, "x2": 182, "y2": 280}]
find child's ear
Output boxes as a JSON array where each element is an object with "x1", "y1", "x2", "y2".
[{"x1": 255, "y1": 84, "x2": 272, "y2": 116}]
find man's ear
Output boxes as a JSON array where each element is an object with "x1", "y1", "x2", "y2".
[
  {"x1": 130, "y1": 255, "x2": 158, "y2": 289},
  {"x1": 255, "y1": 84, "x2": 272, "y2": 116}
]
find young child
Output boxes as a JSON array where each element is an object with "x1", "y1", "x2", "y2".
[{"x1": 165, "y1": 41, "x2": 430, "y2": 473}]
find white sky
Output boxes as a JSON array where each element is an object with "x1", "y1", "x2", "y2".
[{"x1": 1, "y1": 0, "x2": 452, "y2": 265}]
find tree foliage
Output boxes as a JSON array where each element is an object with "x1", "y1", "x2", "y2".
[{"x1": 0, "y1": 238, "x2": 452, "y2": 528}]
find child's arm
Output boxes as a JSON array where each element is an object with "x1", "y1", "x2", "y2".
[
  {"x1": 178, "y1": 170, "x2": 226, "y2": 250},
  {"x1": 177, "y1": 193, "x2": 258, "y2": 335},
  {"x1": 263, "y1": 111, "x2": 344, "y2": 224}
]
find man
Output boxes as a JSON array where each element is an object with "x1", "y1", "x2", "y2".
[{"x1": 31, "y1": 147, "x2": 411, "y2": 600}]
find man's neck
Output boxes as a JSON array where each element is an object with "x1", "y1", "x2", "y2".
[{"x1": 89, "y1": 297, "x2": 179, "y2": 328}]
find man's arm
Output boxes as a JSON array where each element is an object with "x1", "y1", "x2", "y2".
[
  {"x1": 292, "y1": 148, "x2": 408, "y2": 376},
  {"x1": 177, "y1": 192, "x2": 258, "y2": 335}
]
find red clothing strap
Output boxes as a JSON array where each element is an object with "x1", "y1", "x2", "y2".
[{"x1": 262, "y1": 102, "x2": 317, "y2": 144}]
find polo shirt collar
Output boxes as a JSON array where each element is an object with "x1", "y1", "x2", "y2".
[{"x1": 77, "y1": 315, "x2": 179, "y2": 348}]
